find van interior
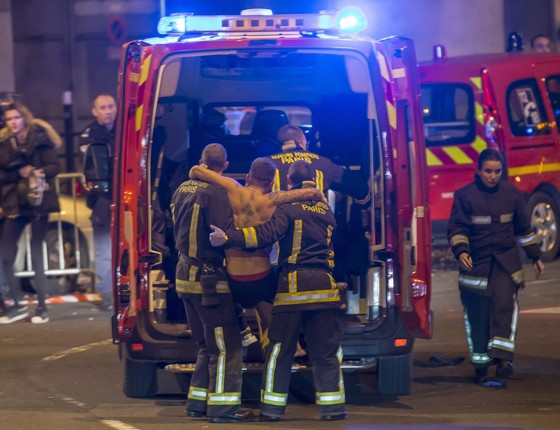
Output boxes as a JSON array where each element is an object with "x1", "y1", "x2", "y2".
[{"x1": 146, "y1": 48, "x2": 384, "y2": 339}]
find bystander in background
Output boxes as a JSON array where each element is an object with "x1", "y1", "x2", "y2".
[
  {"x1": 531, "y1": 34, "x2": 552, "y2": 53},
  {"x1": 0, "y1": 102, "x2": 62, "y2": 324},
  {"x1": 79, "y1": 94, "x2": 117, "y2": 311}
]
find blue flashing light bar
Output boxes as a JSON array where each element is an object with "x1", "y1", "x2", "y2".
[
  {"x1": 336, "y1": 7, "x2": 368, "y2": 34},
  {"x1": 157, "y1": 8, "x2": 368, "y2": 36}
]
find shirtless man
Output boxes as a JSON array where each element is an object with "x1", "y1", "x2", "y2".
[{"x1": 190, "y1": 156, "x2": 322, "y2": 347}]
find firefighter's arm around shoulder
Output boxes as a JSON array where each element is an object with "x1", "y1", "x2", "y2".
[
  {"x1": 447, "y1": 191, "x2": 473, "y2": 271},
  {"x1": 210, "y1": 206, "x2": 291, "y2": 249}
]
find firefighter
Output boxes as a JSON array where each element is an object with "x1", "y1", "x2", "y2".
[
  {"x1": 171, "y1": 143, "x2": 254, "y2": 423},
  {"x1": 210, "y1": 160, "x2": 347, "y2": 422},
  {"x1": 270, "y1": 124, "x2": 369, "y2": 202},
  {"x1": 188, "y1": 157, "x2": 323, "y2": 349},
  {"x1": 448, "y1": 148, "x2": 544, "y2": 386}
]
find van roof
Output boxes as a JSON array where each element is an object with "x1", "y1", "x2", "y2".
[{"x1": 419, "y1": 52, "x2": 560, "y2": 79}]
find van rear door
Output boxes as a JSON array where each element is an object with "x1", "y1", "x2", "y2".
[
  {"x1": 380, "y1": 37, "x2": 432, "y2": 339},
  {"x1": 112, "y1": 42, "x2": 155, "y2": 342}
]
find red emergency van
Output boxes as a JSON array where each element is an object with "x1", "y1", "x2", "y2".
[
  {"x1": 85, "y1": 8, "x2": 432, "y2": 398},
  {"x1": 420, "y1": 51, "x2": 560, "y2": 261}
]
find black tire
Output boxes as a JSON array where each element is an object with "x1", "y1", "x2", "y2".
[
  {"x1": 123, "y1": 357, "x2": 158, "y2": 398},
  {"x1": 44, "y1": 227, "x2": 91, "y2": 295},
  {"x1": 377, "y1": 353, "x2": 412, "y2": 395},
  {"x1": 527, "y1": 191, "x2": 560, "y2": 262}
]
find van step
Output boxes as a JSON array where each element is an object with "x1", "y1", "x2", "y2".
[{"x1": 165, "y1": 358, "x2": 376, "y2": 374}]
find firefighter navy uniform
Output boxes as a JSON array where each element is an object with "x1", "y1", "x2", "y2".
[
  {"x1": 448, "y1": 176, "x2": 541, "y2": 370},
  {"x1": 170, "y1": 178, "x2": 241, "y2": 418},
  {"x1": 223, "y1": 194, "x2": 346, "y2": 420},
  {"x1": 269, "y1": 145, "x2": 369, "y2": 203}
]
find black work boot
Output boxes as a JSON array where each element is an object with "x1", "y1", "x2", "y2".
[
  {"x1": 495, "y1": 359, "x2": 514, "y2": 379},
  {"x1": 208, "y1": 409, "x2": 255, "y2": 423}
]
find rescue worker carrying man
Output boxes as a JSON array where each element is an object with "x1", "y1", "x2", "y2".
[
  {"x1": 171, "y1": 143, "x2": 254, "y2": 423},
  {"x1": 448, "y1": 148, "x2": 544, "y2": 387},
  {"x1": 210, "y1": 160, "x2": 347, "y2": 422},
  {"x1": 271, "y1": 124, "x2": 369, "y2": 202}
]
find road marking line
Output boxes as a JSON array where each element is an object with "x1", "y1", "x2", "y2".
[
  {"x1": 102, "y1": 420, "x2": 141, "y2": 430},
  {"x1": 60, "y1": 396, "x2": 86, "y2": 408},
  {"x1": 42, "y1": 339, "x2": 112, "y2": 362},
  {"x1": 520, "y1": 306, "x2": 560, "y2": 314}
]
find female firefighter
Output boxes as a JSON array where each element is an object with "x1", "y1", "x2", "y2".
[{"x1": 448, "y1": 148, "x2": 544, "y2": 386}]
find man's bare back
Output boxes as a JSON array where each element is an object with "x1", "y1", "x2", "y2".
[{"x1": 189, "y1": 164, "x2": 321, "y2": 276}]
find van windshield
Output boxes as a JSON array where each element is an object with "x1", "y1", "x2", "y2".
[{"x1": 420, "y1": 83, "x2": 475, "y2": 146}]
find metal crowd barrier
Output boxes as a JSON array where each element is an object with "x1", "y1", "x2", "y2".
[{"x1": 13, "y1": 173, "x2": 93, "y2": 281}]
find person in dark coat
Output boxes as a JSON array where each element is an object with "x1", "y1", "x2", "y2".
[
  {"x1": 0, "y1": 102, "x2": 62, "y2": 324},
  {"x1": 448, "y1": 148, "x2": 544, "y2": 386},
  {"x1": 79, "y1": 94, "x2": 117, "y2": 310}
]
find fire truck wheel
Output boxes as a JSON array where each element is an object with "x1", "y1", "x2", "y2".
[
  {"x1": 528, "y1": 191, "x2": 560, "y2": 262},
  {"x1": 377, "y1": 353, "x2": 412, "y2": 395},
  {"x1": 124, "y1": 357, "x2": 158, "y2": 398}
]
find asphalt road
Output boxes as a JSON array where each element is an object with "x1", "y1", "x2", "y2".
[{"x1": 0, "y1": 258, "x2": 559, "y2": 430}]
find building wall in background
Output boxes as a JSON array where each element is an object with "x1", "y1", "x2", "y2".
[
  {"x1": 0, "y1": 0, "x2": 14, "y2": 95},
  {"x1": 7, "y1": 0, "x2": 557, "y2": 154}
]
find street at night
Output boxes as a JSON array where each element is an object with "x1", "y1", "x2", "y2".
[{"x1": 1, "y1": 259, "x2": 559, "y2": 430}]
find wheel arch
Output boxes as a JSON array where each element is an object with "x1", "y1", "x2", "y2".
[{"x1": 531, "y1": 183, "x2": 560, "y2": 207}]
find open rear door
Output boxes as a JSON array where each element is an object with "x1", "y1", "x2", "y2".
[
  {"x1": 380, "y1": 37, "x2": 432, "y2": 339},
  {"x1": 112, "y1": 42, "x2": 154, "y2": 342}
]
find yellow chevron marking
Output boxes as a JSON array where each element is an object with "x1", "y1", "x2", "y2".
[
  {"x1": 471, "y1": 136, "x2": 488, "y2": 153},
  {"x1": 393, "y1": 67, "x2": 406, "y2": 79},
  {"x1": 509, "y1": 162, "x2": 560, "y2": 176},
  {"x1": 139, "y1": 54, "x2": 152, "y2": 86},
  {"x1": 425, "y1": 148, "x2": 443, "y2": 166},
  {"x1": 470, "y1": 77, "x2": 482, "y2": 90},
  {"x1": 136, "y1": 104, "x2": 143, "y2": 132},
  {"x1": 386, "y1": 100, "x2": 396, "y2": 129},
  {"x1": 442, "y1": 146, "x2": 473, "y2": 164},
  {"x1": 475, "y1": 102, "x2": 484, "y2": 125},
  {"x1": 377, "y1": 51, "x2": 390, "y2": 82}
]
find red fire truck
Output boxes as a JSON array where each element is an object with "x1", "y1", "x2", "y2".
[
  {"x1": 420, "y1": 50, "x2": 560, "y2": 261},
  {"x1": 85, "y1": 8, "x2": 432, "y2": 398}
]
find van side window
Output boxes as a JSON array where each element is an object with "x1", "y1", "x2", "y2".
[
  {"x1": 506, "y1": 79, "x2": 550, "y2": 137},
  {"x1": 420, "y1": 83, "x2": 475, "y2": 146},
  {"x1": 545, "y1": 75, "x2": 560, "y2": 131}
]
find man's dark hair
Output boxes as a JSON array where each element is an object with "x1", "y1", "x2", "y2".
[
  {"x1": 248, "y1": 157, "x2": 276, "y2": 187},
  {"x1": 202, "y1": 143, "x2": 227, "y2": 172},
  {"x1": 277, "y1": 124, "x2": 306, "y2": 148},
  {"x1": 477, "y1": 148, "x2": 504, "y2": 169},
  {"x1": 531, "y1": 33, "x2": 551, "y2": 48},
  {"x1": 288, "y1": 160, "x2": 314, "y2": 187}
]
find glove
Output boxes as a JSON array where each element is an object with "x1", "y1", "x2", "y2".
[{"x1": 209, "y1": 224, "x2": 228, "y2": 247}]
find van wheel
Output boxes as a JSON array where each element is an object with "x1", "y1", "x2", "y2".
[
  {"x1": 124, "y1": 358, "x2": 158, "y2": 398},
  {"x1": 377, "y1": 353, "x2": 412, "y2": 395},
  {"x1": 528, "y1": 192, "x2": 560, "y2": 262}
]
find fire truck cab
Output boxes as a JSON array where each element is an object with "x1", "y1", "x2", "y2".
[
  {"x1": 87, "y1": 8, "x2": 432, "y2": 398},
  {"x1": 420, "y1": 51, "x2": 560, "y2": 261}
]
